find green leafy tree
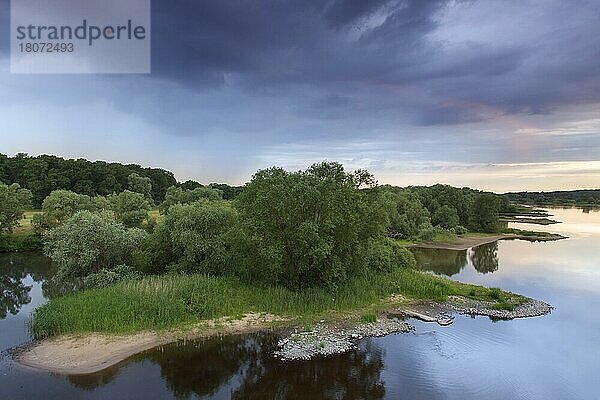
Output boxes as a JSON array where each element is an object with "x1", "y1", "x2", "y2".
[
  {"x1": 471, "y1": 193, "x2": 501, "y2": 233},
  {"x1": 155, "y1": 200, "x2": 238, "y2": 274},
  {"x1": 32, "y1": 190, "x2": 109, "y2": 233},
  {"x1": 0, "y1": 182, "x2": 32, "y2": 233},
  {"x1": 159, "y1": 186, "x2": 223, "y2": 213},
  {"x1": 0, "y1": 153, "x2": 176, "y2": 207},
  {"x1": 128, "y1": 173, "x2": 153, "y2": 202},
  {"x1": 431, "y1": 204, "x2": 460, "y2": 229},
  {"x1": 44, "y1": 211, "x2": 147, "y2": 280},
  {"x1": 385, "y1": 190, "x2": 431, "y2": 239},
  {"x1": 235, "y1": 162, "x2": 389, "y2": 288},
  {"x1": 108, "y1": 190, "x2": 152, "y2": 228}
]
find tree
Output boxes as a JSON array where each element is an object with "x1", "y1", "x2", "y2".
[
  {"x1": 0, "y1": 182, "x2": 32, "y2": 233},
  {"x1": 385, "y1": 189, "x2": 431, "y2": 239},
  {"x1": 154, "y1": 200, "x2": 238, "y2": 274},
  {"x1": 108, "y1": 190, "x2": 152, "y2": 228},
  {"x1": 44, "y1": 211, "x2": 147, "y2": 280},
  {"x1": 32, "y1": 190, "x2": 109, "y2": 233},
  {"x1": 471, "y1": 193, "x2": 501, "y2": 233},
  {"x1": 0, "y1": 153, "x2": 177, "y2": 207},
  {"x1": 431, "y1": 205, "x2": 460, "y2": 229},
  {"x1": 234, "y1": 162, "x2": 390, "y2": 288},
  {"x1": 159, "y1": 186, "x2": 223, "y2": 213},
  {"x1": 128, "y1": 173, "x2": 153, "y2": 202}
]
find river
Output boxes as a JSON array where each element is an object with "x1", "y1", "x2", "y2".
[{"x1": 1, "y1": 207, "x2": 598, "y2": 399}]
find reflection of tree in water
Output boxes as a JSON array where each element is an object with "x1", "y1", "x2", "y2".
[
  {"x1": 411, "y1": 248, "x2": 468, "y2": 276},
  {"x1": 0, "y1": 270, "x2": 31, "y2": 319},
  {"x1": 85, "y1": 332, "x2": 386, "y2": 399},
  {"x1": 231, "y1": 336, "x2": 385, "y2": 400},
  {"x1": 469, "y1": 242, "x2": 499, "y2": 274},
  {"x1": 149, "y1": 336, "x2": 254, "y2": 398},
  {"x1": 0, "y1": 253, "x2": 55, "y2": 319}
]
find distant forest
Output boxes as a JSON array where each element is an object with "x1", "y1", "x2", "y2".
[
  {"x1": 0, "y1": 153, "x2": 241, "y2": 207},
  {"x1": 506, "y1": 190, "x2": 600, "y2": 207}
]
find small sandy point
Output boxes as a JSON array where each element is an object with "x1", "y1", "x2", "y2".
[{"x1": 15, "y1": 313, "x2": 286, "y2": 375}]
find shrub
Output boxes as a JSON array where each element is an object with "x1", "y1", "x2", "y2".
[
  {"x1": 32, "y1": 190, "x2": 109, "y2": 233},
  {"x1": 489, "y1": 287, "x2": 502, "y2": 300},
  {"x1": 159, "y1": 186, "x2": 223, "y2": 213},
  {"x1": 44, "y1": 211, "x2": 147, "y2": 280},
  {"x1": 108, "y1": 190, "x2": 152, "y2": 228},
  {"x1": 365, "y1": 238, "x2": 416, "y2": 272},
  {"x1": 453, "y1": 225, "x2": 468, "y2": 235},
  {"x1": 150, "y1": 200, "x2": 238, "y2": 275},
  {"x1": 83, "y1": 265, "x2": 143, "y2": 289}
]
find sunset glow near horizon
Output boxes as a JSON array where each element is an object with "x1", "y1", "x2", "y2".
[{"x1": 1, "y1": 0, "x2": 599, "y2": 192}]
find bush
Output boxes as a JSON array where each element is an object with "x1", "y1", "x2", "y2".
[
  {"x1": 108, "y1": 190, "x2": 152, "y2": 228},
  {"x1": 83, "y1": 265, "x2": 143, "y2": 289},
  {"x1": 44, "y1": 211, "x2": 148, "y2": 280},
  {"x1": 159, "y1": 186, "x2": 223, "y2": 213},
  {"x1": 489, "y1": 287, "x2": 502, "y2": 300},
  {"x1": 365, "y1": 238, "x2": 416, "y2": 272},
  {"x1": 453, "y1": 225, "x2": 468, "y2": 235},
  {"x1": 147, "y1": 200, "x2": 238, "y2": 275},
  {"x1": 431, "y1": 205, "x2": 460, "y2": 230},
  {"x1": 32, "y1": 190, "x2": 109, "y2": 233}
]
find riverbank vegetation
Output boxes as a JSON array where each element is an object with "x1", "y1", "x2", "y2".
[
  {"x1": 32, "y1": 268, "x2": 527, "y2": 338},
  {"x1": 2, "y1": 158, "x2": 543, "y2": 338},
  {"x1": 506, "y1": 189, "x2": 600, "y2": 208}
]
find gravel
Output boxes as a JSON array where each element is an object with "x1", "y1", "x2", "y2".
[
  {"x1": 447, "y1": 296, "x2": 553, "y2": 319},
  {"x1": 274, "y1": 296, "x2": 553, "y2": 361},
  {"x1": 274, "y1": 317, "x2": 414, "y2": 361}
]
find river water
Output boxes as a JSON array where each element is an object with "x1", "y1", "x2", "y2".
[{"x1": 1, "y1": 207, "x2": 598, "y2": 399}]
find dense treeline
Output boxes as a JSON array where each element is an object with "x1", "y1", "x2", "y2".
[
  {"x1": 506, "y1": 189, "x2": 600, "y2": 207},
  {"x1": 381, "y1": 184, "x2": 505, "y2": 238},
  {"x1": 3, "y1": 158, "x2": 508, "y2": 292},
  {"x1": 0, "y1": 153, "x2": 244, "y2": 207},
  {"x1": 0, "y1": 153, "x2": 177, "y2": 207}
]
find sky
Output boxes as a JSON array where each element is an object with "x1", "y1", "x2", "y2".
[{"x1": 1, "y1": 0, "x2": 600, "y2": 192}]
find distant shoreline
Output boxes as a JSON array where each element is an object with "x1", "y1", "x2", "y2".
[{"x1": 409, "y1": 232, "x2": 566, "y2": 251}]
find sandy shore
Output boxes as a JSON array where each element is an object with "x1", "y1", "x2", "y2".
[
  {"x1": 410, "y1": 233, "x2": 566, "y2": 251},
  {"x1": 15, "y1": 313, "x2": 285, "y2": 375}
]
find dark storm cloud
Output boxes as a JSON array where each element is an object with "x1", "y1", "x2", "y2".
[
  {"x1": 2, "y1": 0, "x2": 600, "y2": 129},
  {"x1": 141, "y1": 0, "x2": 598, "y2": 126}
]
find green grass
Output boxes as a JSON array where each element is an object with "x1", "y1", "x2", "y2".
[
  {"x1": 31, "y1": 268, "x2": 528, "y2": 339},
  {"x1": 0, "y1": 231, "x2": 42, "y2": 251},
  {"x1": 361, "y1": 313, "x2": 377, "y2": 323},
  {"x1": 13, "y1": 210, "x2": 42, "y2": 233},
  {"x1": 501, "y1": 227, "x2": 559, "y2": 238}
]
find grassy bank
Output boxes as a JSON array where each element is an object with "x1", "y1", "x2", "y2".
[
  {"x1": 32, "y1": 269, "x2": 527, "y2": 339},
  {"x1": 0, "y1": 211, "x2": 43, "y2": 252},
  {"x1": 0, "y1": 231, "x2": 42, "y2": 252}
]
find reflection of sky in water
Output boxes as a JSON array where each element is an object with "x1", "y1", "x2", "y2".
[
  {"x1": 0, "y1": 276, "x2": 47, "y2": 351},
  {"x1": 403, "y1": 207, "x2": 600, "y2": 400}
]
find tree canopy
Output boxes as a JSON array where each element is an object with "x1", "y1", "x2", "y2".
[
  {"x1": 0, "y1": 153, "x2": 176, "y2": 207},
  {"x1": 234, "y1": 162, "x2": 396, "y2": 288},
  {"x1": 0, "y1": 182, "x2": 32, "y2": 233}
]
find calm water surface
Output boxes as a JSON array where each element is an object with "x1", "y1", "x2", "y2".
[{"x1": 1, "y1": 207, "x2": 599, "y2": 399}]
